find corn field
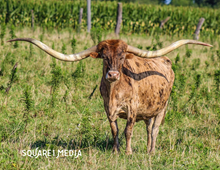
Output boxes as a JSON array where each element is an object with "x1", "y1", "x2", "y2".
[{"x1": 0, "y1": 0, "x2": 219, "y2": 37}]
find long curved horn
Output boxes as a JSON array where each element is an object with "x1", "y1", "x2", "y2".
[
  {"x1": 127, "y1": 40, "x2": 213, "y2": 58},
  {"x1": 7, "y1": 38, "x2": 97, "y2": 62}
]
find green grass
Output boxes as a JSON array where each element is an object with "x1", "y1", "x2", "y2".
[{"x1": 0, "y1": 27, "x2": 220, "y2": 169}]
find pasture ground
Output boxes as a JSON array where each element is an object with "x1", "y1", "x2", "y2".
[{"x1": 0, "y1": 27, "x2": 220, "y2": 169}]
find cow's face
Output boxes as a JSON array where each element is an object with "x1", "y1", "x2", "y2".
[{"x1": 90, "y1": 40, "x2": 134, "y2": 83}]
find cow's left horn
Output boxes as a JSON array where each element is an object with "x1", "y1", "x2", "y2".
[
  {"x1": 7, "y1": 38, "x2": 97, "y2": 62},
  {"x1": 127, "y1": 40, "x2": 212, "y2": 58}
]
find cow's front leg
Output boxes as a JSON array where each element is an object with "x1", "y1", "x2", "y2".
[
  {"x1": 109, "y1": 120, "x2": 119, "y2": 153},
  {"x1": 125, "y1": 112, "x2": 136, "y2": 155}
]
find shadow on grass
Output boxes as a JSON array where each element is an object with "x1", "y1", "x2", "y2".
[{"x1": 31, "y1": 133, "x2": 125, "y2": 151}]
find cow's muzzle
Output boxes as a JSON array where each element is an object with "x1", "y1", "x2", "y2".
[{"x1": 106, "y1": 70, "x2": 120, "y2": 82}]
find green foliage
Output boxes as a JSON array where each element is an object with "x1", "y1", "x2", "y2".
[
  {"x1": 0, "y1": 63, "x2": 18, "y2": 110},
  {"x1": 0, "y1": 0, "x2": 219, "y2": 36},
  {"x1": 155, "y1": 35, "x2": 163, "y2": 48},
  {"x1": 7, "y1": 63, "x2": 18, "y2": 92},
  {"x1": 22, "y1": 85, "x2": 34, "y2": 129},
  {"x1": 39, "y1": 34, "x2": 43, "y2": 42},
  {"x1": 214, "y1": 70, "x2": 220, "y2": 91},
  {"x1": 194, "y1": 73, "x2": 202, "y2": 88},
  {"x1": 186, "y1": 48, "x2": 192, "y2": 58},
  {"x1": 0, "y1": 52, "x2": 16, "y2": 78},
  {"x1": 145, "y1": 37, "x2": 163, "y2": 50},
  {"x1": 0, "y1": 23, "x2": 6, "y2": 45},
  {"x1": 216, "y1": 50, "x2": 220, "y2": 60},
  {"x1": 50, "y1": 60, "x2": 62, "y2": 92},
  {"x1": 0, "y1": 117, "x2": 26, "y2": 142},
  {"x1": 211, "y1": 53, "x2": 215, "y2": 62},
  {"x1": 9, "y1": 24, "x2": 18, "y2": 48},
  {"x1": 23, "y1": 86, "x2": 33, "y2": 113},
  {"x1": 61, "y1": 42, "x2": 66, "y2": 54},
  {"x1": 71, "y1": 36, "x2": 77, "y2": 53},
  {"x1": 29, "y1": 44, "x2": 33, "y2": 60},
  {"x1": 52, "y1": 42, "x2": 55, "y2": 49},
  {"x1": 191, "y1": 58, "x2": 200, "y2": 70},
  {"x1": 205, "y1": 60, "x2": 209, "y2": 68},
  {"x1": 72, "y1": 61, "x2": 85, "y2": 79},
  {"x1": 170, "y1": 85, "x2": 178, "y2": 111},
  {"x1": 78, "y1": 109, "x2": 104, "y2": 148},
  {"x1": 171, "y1": 0, "x2": 194, "y2": 6},
  {"x1": 50, "y1": 60, "x2": 63, "y2": 107},
  {"x1": 137, "y1": 45, "x2": 143, "y2": 49},
  {"x1": 204, "y1": 0, "x2": 220, "y2": 7},
  {"x1": 100, "y1": 0, "x2": 161, "y2": 4},
  {"x1": 175, "y1": 53, "x2": 180, "y2": 64},
  {"x1": 90, "y1": 25, "x2": 103, "y2": 45},
  {"x1": 188, "y1": 85, "x2": 196, "y2": 102},
  {"x1": 63, "y1": 89, "x2": 69, "y2": 113}
]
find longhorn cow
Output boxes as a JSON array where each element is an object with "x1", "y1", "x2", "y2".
[{"x1": 8, "y1": 38, "x2": 212, "y2": 154}]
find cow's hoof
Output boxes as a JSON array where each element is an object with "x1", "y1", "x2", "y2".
[
  {"x1": 147, "y1": 150, "x2": 155, "y2": 155},
  {"x1": 126, "y1": 151, "x2": 132, "y2": 155},
  {"x1": 112, "y1": 147, "x2": 120, "y2": 154},
  {"x1": 112, "y1": 150, "x2": 120, "y2": 154}
]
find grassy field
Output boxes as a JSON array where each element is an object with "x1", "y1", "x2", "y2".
[{"x1": 0, "y1": 27, "x2": 220, "y2": 169}]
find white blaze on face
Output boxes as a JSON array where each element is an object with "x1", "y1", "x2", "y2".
[{"x1": 105, "y1": 72, "x2": 109, "y2": 80}]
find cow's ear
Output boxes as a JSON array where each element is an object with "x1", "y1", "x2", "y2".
[
  {"x1": 90, "y1": 52, "x2": 101, "y2": 58},
  {"x1": 126, "y1": 53, "x2": 134, "y2": 59}
]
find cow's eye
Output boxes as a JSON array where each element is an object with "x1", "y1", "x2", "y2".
[{"x1": 120, "y1": 57, "x2": 124, "y2": 60}]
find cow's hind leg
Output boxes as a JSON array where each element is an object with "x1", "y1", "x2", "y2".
[
  {"x1": 150, "y1": 102, "x2": 168, "y2": 154},
  {"x1": 144, "y1": 117, "x2": 155, "y2": 153},
  {"x1": 125, "y1": 116, "x2": 136, "y2": 155},
  {"x1": 109, "y1": 120, "x2": 119, "y2": 153}
]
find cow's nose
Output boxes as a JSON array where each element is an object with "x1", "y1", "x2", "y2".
[{"x1": 106, "y1": 71, "x2": 120, "y2": 82}]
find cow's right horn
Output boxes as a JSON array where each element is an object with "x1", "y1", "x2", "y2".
[
  {"x1": 7, "y1": 38, "x2": 97, "y2": 62},
  {"x1": 127, "y1": 40, "x2": 212, "y2": 58}
]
